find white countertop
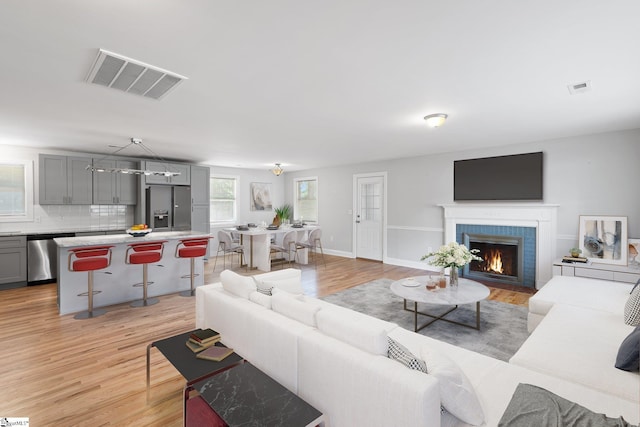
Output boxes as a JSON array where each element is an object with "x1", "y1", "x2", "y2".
[{"x1": 54, "y1": 230, "x2": 212, "y2": 247}]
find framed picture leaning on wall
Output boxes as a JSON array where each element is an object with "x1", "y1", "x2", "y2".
[
  {"x1": 579, "y1": 215, "x2": 628, "y2": 266},
  {"x1": 628, "y1": 238, "x2": 640, "y2": 268}
]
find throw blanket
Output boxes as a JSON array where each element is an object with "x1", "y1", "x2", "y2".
[{"x1": 499, "y1": 383, "x2": 636, "y2": 427}]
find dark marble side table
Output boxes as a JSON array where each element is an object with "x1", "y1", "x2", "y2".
[
  {"x1": 188, "y1": 362, "x2": 324, "y2": 427},
  {"x1": 146, "y1": 330, "x2": 243, "y2": 402}
]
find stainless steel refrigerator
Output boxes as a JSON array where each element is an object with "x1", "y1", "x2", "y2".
[{"x1": 145, "y1": 185, "x2": 191, "y2": 231}]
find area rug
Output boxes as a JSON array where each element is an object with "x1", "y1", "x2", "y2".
[{"x1": 321, "y1": 278, "x2": 530, "y2": 361}]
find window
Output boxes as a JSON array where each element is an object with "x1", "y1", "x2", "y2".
[
  {"x1": 210, "y1": 175, "x2": 237, "y2": 223},
  {"x1": 0, "y1": 161, "x2": 33, "y2": 222},
  {"x1": 293, "y1": 177, "x2": 318, "y2": 223}
]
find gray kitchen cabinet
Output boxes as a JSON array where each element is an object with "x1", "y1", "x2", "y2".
[
  {"x1": 0, "y1": 236, "x2": 27, "y2": 286},
  {"x1": 190, "y1": 165, "x2": 210, "y2": 235},
  {"x1": 191, "y1": 204, "x2": 210, "y2": 234},
  {"x1": 92, "y1": 159, "x2": 138, "y2": 205},
  {"x1": 190, "y1": 165, "x2": 210, "y2": 205},
  {"x1": 143, "y1": 161, "x2": 191, "y2": 185},
  {"x1": 39, "y1": 154, "x2": 93, "y2": 204}
]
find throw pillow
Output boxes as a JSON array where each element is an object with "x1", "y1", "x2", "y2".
[
  {"x1": 624, "y1": 279, "x2": 640, "y2": 326},
  {"x1": 615, "y1": 325, "x2": 640, "y2": 372},
  {"x1": 421, "y1": 346, "x2": 485, "y2": 426},
  {"x1": 387, "y1": 337, "x2": 427, "y2": 373},
  {"x1": 252, "y1": 277, "x2": 274, "y2": 296}
]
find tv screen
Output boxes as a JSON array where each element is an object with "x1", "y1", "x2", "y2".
[{"x1": 454, "y1": 152, "x2": 543, "y2": 201}]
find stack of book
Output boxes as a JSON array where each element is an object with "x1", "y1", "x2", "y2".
[
  {"x1": 562, "y1": 255, "x2": 589, "y2": 263},
  {"x1": 185, "y1": 328, "x2": 221, "y2": 353},
  {"x1": 196, "y1": 345, "x2": 235, "y2": 362}
]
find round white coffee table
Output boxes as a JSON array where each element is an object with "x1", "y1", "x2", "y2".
[{"x1": 390, "y1": 276, "x2": 490, "y2": 332}]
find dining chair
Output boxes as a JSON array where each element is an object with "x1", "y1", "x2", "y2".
[
  {"x1": 297, "y1": 228, "x2": 326, "y2": 268},
  {"x1": 270, "y1": 230, "x2": 299, "y2": 268},
  {"x1": 213, "y1": 230, "x2": 245, "y2": 271}
]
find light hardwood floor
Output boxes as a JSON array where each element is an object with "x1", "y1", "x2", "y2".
[{"x1": 0, "y1": 255, "x2": 532, "y2": 426}]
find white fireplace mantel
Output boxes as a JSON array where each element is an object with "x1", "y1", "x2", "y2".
[{"x1": 439, "y1": 204, "x2": 559, "y2": 288}]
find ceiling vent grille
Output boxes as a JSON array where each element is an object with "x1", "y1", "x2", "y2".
[
  {"x1": 85, "y1": 49, "x2": 187, "y2": 100},
  {"x1": 567, "y1": 80, "x2": 592, "y2": 95}
]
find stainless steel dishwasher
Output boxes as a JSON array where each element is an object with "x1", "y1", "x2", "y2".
[{"x1": 27, "y1": 232, "x2": 75, "y2": 285}]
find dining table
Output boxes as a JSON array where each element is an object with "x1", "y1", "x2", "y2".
[{"x1": 225, "y1": 225, "x2": 318, "y2": 272}]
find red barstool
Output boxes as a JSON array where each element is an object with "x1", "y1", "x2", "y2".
[
  {"x1": 175, "y1": 237, "x2": 210, "y2": 297},
  {"x1": 126, "y1": 240, "x2": 167, "y2": 307},
  {"x1": 68, "y1": 245, "x2": 114, "y2": 320}
]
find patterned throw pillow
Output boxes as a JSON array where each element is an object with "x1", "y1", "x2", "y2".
[
  {"x1": 252, "y1": 277, "x2": 274, "y2": 296},
  {"x1": 624, "y1": 279, "x2": 640, "y2": 327},
  {"x1": 387, "y1": 337, "x2": 427, "y2": 373}
]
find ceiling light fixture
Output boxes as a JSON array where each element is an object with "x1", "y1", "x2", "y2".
[
  {"x1": 271, "y1": 163, "x2": 284, "y2": 176},
  {"x1": 86, "y1": 138, "x2": 181, "y2": 176},
  {"x1": 424, "y1": 113, "x2": 448, "y2": 128}
]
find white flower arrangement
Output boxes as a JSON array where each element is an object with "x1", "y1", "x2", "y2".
[{"x1": 421, "y1": 241, "x2": 483, "y2": 269}]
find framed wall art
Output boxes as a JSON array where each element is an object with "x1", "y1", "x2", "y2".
[
  {"x1": 250, "y1": 182, "x2": 272, "y2": 211},
  {"x1": 578, "y1": 215, "x2": 628, "y2": 265},
  {"x1": 628, "y1": 238, "x2": 640, "y2": 268}
]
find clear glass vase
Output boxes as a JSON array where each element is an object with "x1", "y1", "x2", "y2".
[{"x1": 449, "y1": 268, "x2": 459, "y2": 288}]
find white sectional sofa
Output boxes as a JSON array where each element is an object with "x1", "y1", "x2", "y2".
[
  {"x1": 510, "y1": 275, "x2": 639, "y2": 404},
  {"x1": 195, "y1": 269, "x2": 640, "y2": 427}
]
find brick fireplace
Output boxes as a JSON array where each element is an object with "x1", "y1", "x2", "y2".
[{"x1": 440, "y1": 204, "x2": 558, "y2": 289}]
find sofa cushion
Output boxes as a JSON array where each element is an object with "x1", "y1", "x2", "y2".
[
  {"x1": 616, "y1": 326, "x2": 640, "y2": 372},
  {"x1": 316, "y1": 308, "x2": 391, "y2": 356},
  {"x1": 624, "y1": 280, "x2": 640, "y2": 326},
  {"x1": 271, "y1": 291, "x2": 320, "y2": 327},
  {"x1": 220, "y1": 270, "x2": 255, "y2": 299},
  {"x1": 511, "y1": 304, "x2": 639, "y2": 403},
  {"x1": 421, "y1": 346, "x2": 485, "y2": 426},
  {"x1": 389, "y1": 326, "x2": 640, "y2": 426},
  {"x1": 529, "y1": 276, "x2": 632, "y2": 316},
  {"x1": 297, "y1": 329, "x2": 442, "y2": 427},
  {"x1": 249, "y1": 291, "x2": 272, "y2": 309},
  {"x1": 387, "y1": 337, "x2": 427, "y2": 373}
]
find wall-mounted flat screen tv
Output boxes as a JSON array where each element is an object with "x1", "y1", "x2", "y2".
[{"x1": 454, "y1": 152, "x2": 543, "y2": 201}]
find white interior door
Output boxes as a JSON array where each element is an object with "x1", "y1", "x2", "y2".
[{"x1": 355, "y1": 175, "x2": 384, "y2": 261}]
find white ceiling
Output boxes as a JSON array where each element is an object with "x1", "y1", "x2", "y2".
[{"x1": 1, "y1": 1, "x2": 639, "y2": 171}]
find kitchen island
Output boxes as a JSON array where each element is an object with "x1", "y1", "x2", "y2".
[{"x1": 55, "y1": 231, "x2": 211, "y2": 315}]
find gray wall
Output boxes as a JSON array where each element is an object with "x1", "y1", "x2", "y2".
[
  {"x1": 1, "y1": 128, "x2": 638, "y2": 271},
  {"x1": 284, "y1": 129, "x2": 640, "y2": 269}
]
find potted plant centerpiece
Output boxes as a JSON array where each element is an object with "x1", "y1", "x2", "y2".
[
  {"x1": 569, "y1": 247, "x2": 582, "y2": 258},
  {"x1": 273, "y1": 204, "x2": 292, "y2": 226},
  {"x1": 421, "y1": 242, "x2": 483, "y2": 287}
]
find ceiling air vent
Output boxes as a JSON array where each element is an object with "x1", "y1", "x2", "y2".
[
  {"x1": 85, "y1": 49, "x2": 187, "y2": 100},
  {"x1": 567, "y1": 80, "x2": 592, "y2": 95}
]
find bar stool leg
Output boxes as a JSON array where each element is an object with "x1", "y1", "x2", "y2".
[
  {"x1": 74, "y1": 270, "x2": 107, "y2": 319},
  {"x1": 131, "y1": 264, "x2": 159, "y2": 307},
  {"x1": 180, "y1": 258, "x2": 197, "y2": 297}
]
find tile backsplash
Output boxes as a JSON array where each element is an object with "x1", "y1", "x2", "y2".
[{"x1": 0, "y1": 205, "x2": 134, "y2": 233}]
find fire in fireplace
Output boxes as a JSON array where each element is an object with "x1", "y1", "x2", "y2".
[{"x1": 462, "y1": 233, "x2": 524, "y2": 285}]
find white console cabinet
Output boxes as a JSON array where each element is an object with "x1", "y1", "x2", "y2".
[{"x1": 553, "y1": 259, "x2": 640, "y2": 284}]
